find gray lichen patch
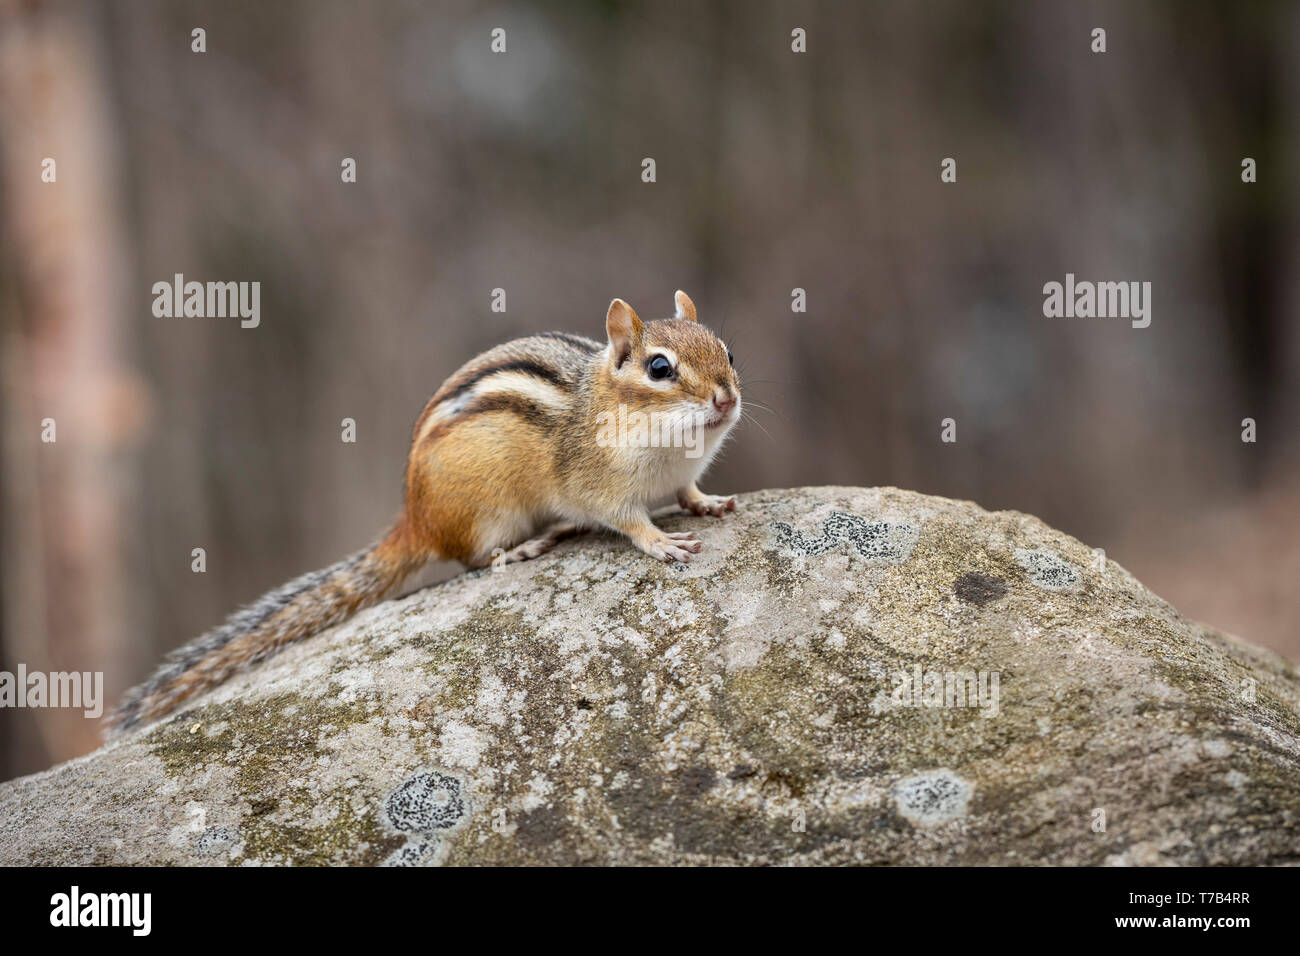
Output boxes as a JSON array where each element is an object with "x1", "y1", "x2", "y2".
[
  {"x1": 385, "y1": 770, "x2": 468, "y2": 834},
  {"x1": 192, "y1": 824, "x2": 241, "y2": 858},
  {"x1": 2, "y1": 486, "x2": 1299, "y2": 866},
  {"x1": 771, "y1": 511, "x2": 919, "y2": 564},
  {"x1": 1014, "y1": 548, "x2": 1081, "y2": 591},
  {"x1": 383, "y1": 837, "x2": 440, "y2": 866},
  {"x1": 893, "y1": 769, "x2": 974, "y2": 827},
  {"x1": 379, "y1": 770, "x2": 469, "y2": 866}
]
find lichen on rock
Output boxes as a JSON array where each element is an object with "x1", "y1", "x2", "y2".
[{"x1": 2, "y1": 486, "x2": 1298, "y2": 865}]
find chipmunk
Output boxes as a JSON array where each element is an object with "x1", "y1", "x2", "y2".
[{"x1": 106, "y1": 291, "x2": 741, "y2": 737}]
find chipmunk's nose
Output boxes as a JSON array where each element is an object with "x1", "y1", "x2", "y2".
[{"x1": 712, "y1": 389, "x2": 737, "y2": 414}]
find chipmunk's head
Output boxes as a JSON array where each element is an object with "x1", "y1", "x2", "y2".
[{"x1": 601, "y1": 291, "x2": 741, "y2": 449}]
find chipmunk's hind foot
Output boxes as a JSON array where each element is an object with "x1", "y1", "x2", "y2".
[{"x1": 495, "y1": 521, "x2": 580, "y2": 565}]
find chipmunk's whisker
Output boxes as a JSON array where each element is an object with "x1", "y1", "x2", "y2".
[{"x1": 741, "y1": 410, "x2": 775, "y2": 442}]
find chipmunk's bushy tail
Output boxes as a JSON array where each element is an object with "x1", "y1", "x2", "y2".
[{"x1": 105, "y1": 522, "x2": 426, "y2": 739}]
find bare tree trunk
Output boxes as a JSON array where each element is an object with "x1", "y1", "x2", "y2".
[{"x1": 0, "y1": 0, "x2": 145, "y2": 779}]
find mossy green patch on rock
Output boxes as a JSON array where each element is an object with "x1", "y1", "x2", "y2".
[{"x1": 2, "y1": 487, "x2": 1298, "y2": 865}]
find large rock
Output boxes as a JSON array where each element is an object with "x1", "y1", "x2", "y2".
[{"x1": 3, "y1": 487, "x2": 1298, "y2": 865}]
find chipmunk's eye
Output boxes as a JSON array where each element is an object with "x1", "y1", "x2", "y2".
[
  {"x1": 647, "y1": 355, "x2": 675, "y2": 380},
  {"x1": 727, "y1": 349, "x2": 734, "y2": 366}
]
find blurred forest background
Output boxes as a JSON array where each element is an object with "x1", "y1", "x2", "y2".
[{"x1": 1, "y1": 0, "x2": 1297, "y2": 781}]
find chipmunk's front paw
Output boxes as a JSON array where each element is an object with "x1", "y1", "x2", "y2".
[
  {"x1": 641, "y1": 530, "x2": 703, "y2": 563},
  {"x1": 679, "y1": 492, "x2": 737, "y2": 518}
]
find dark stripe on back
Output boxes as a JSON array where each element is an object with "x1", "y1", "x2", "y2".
[
  {"x1": 539, "y1": 331, "x2": 601, "y2": 352},
  {"x1": 420, "y1": 391, "x2": 558, "y2": 447},
  {"x1": 463, "y1": 391, "x2": 558, "y2": 428},
  {"x1": 438, "y1": 358, "x2": 573, "y2": 407}
]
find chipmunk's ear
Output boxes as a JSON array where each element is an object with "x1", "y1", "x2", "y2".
[
  {"x1": 674, "y1": 290, "x2": 698, "y2": 321},
  {"x1": 606, "y1": 298, "x2": 644, "y2": 368}
]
